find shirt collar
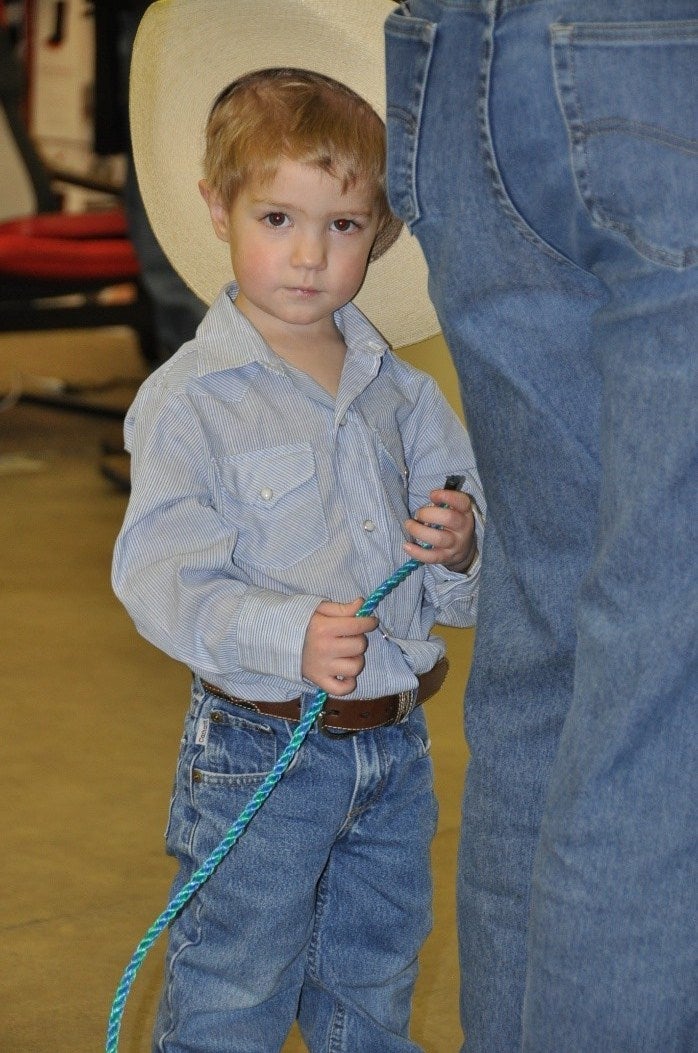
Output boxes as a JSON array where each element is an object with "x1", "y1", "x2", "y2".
[{"x1": 193, "y1": 282, "x2": 389, "y2": 379}]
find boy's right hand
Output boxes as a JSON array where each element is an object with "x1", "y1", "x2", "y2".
[{"x1": 302, "y1": 598, "x2": 378, "y2": 696}]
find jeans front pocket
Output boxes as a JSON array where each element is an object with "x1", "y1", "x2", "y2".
[
  {"x1": 188, "y1": 704, "x2": 289, "y2": 861},
  {"x1": 193, "y1": 707, "x2": 277, "y2": 785},
  {"x1": 385, "y1": 6, "x2": 437, "y2": 227},
  {"x1": 401, "y1": 706, "x2": 433, "y2": 760},
  {"x1": 552, "y1": 20, "x2": 698, "y2": 269}
]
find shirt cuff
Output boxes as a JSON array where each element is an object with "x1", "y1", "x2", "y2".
[
  {"x1": 431, "y1": 555, "x2": 480, "y2": 600},
  {"x1": 441, "y1": 499, "x2": 484, "y2": 579},
  {"x1": 236, "y1": 587, "x2": 324, "y2": 682}
]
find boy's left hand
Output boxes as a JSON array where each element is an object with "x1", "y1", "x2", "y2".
[{"x1": 404, "y1": 487, "x2": 477, "y2": 573}]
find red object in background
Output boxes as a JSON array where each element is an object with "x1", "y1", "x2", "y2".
[{"x1": 0, "y1": 208, "x2": 140, "y2": 281}]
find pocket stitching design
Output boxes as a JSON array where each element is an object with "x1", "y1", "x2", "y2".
[{"x1": 551, "y1": 21, "x2": 698, "y2": 270}]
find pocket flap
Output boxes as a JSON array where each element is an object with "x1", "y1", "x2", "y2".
[{"x1": 221, "y1": 443, "x2": 316, "y2": 509}]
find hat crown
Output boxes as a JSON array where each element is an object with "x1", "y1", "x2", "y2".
[{"x1": 130, "y1": 0, "x2": 439, "y2": 348}]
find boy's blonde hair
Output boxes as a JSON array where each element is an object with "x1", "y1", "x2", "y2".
[{"x1": 203, "y1": 68, "x2": 402, "y2": 260}]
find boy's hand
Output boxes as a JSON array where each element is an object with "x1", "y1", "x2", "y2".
[
  {"x1": 302, "y1": 598, "x2": 378, "y2": 695},
  {"x1": 404, "y1": 487, "x2": 477, "y2": 572}
]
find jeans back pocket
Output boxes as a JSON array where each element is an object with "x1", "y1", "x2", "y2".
[
  {"x1": 552, "y1": 20, "x2": 698, "y2": 269},
  {"x1": 385, "y1": 7, "x2": 437, "y2": 227}
]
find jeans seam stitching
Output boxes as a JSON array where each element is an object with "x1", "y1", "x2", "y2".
[
  {"x1": 476, "y1": 12, "x2": 575, "y2": 268},
  {"x1": 328, "y1": 1001, "x2": 347, "y2": 1053},
  {"x1": 304, "y1": 867, "x2": 329, "y2": 982}
]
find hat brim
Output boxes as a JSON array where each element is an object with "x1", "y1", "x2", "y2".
[{"x1": 130, "y1": 0, "x2": 439, "y2": 348}]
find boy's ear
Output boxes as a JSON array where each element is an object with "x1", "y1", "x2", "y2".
[{"x1": 199, "y1": 179, "x2": 230, "y2": 242}]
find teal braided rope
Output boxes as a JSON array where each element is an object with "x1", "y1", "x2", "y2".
[{"x1": 105, "y1": 556, "x2": 422, "y2": 1053}]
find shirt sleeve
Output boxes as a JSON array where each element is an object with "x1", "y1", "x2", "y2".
[
  {"x1": 111, "y1": 383, "x2": 323, "y2": 683},
  {"x1": 401, "y1": 372, "x2": 487, "y2": 627}
]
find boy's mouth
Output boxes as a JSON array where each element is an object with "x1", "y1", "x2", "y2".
[{"x1": 286, "y1": 286, "x2": 321, "y2": 297}]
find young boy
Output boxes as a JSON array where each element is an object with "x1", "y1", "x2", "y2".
[{"x1": 114, "y1": 6, "x2": 485, "y2": 1051}]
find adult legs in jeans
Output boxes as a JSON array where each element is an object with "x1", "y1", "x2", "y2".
[{"x1": 385, "y1": 2, "x2": 698, "y2": 1050}]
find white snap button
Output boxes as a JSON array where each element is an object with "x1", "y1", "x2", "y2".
[
  {"x1": 260, "y1": 487, "x2": 273, "y2": 501},
  {"x1": 362, "y1": 519, "x2": 376, "y2": 532}
]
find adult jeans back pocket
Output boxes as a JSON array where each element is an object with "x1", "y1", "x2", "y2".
[
  {"x1": 385, "y1": 6, "x2": 437, "y2": 228},
  {"x1": 552, "y1": 21, "x2": 698, "y2": 270}
]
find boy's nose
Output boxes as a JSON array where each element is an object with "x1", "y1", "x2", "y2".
[{"x1": 291, "y1": 231, "x2": 326, "y2": 270}]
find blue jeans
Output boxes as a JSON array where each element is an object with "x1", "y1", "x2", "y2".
[
  {"x1": 152, "y1": 679, "x2": 438, "y2": 1052},
  {"x1": 385, "y1": 3, "x2": 698, "y2": 1051}
]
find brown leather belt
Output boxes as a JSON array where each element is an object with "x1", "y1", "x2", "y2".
[{"x1": 200, "y1": 658, "x2": 448, "y2": 735}]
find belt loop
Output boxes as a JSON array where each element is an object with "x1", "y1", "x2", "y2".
[
  {"x1": 317, "y1": 710, "x2": 357, "y2": 738},
  {"x1": 395, "y1": 688, "x2": 416, "y2": 724}
]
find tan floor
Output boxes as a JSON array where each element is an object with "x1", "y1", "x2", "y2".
[{"x1": 0, "y1": 327, "x2": 473, "y2": 1052}]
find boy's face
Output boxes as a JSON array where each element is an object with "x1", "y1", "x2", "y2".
[{"x1": 201, "y1": 158, "x2": 381, "y2": 344}]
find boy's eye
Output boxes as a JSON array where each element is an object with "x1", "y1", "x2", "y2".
[
  {"x1": 264, "y1": 212, "x2": 288, "y2": 227},
  {"x1": 332, "y1": 218, "x2": 356, "y2": 233}
]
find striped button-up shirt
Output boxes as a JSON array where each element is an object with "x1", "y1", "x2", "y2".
[{"x1": 112, "y1": 286, "x2": 485, "y2": 702}]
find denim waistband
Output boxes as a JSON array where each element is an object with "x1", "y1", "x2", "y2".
[
  {"x1": 495, "y1": 0, "x2": 539, "y2": 14},
  {"x1": 485, "y1": 0, "x2": 690, "y2": 17},
  {"x1": 413, "y1": 1, "x2": 543, "y2": 19}
]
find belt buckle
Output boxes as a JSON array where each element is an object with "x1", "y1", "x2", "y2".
[{"x1": 318, "y1": 686, "x2": 418, "y2": 738}]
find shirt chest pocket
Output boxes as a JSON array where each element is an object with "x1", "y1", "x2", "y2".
[
  {"x1": 373, "y1": 430, "x2": 410, "y2": 523},
  {"x1": 219, "y1": 443, "x2": 328, "y2": 569}
]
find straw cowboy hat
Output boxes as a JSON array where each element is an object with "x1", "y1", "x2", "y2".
[{"x1": 129, "y1": 0, "x2": 439, "y2": 349}]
